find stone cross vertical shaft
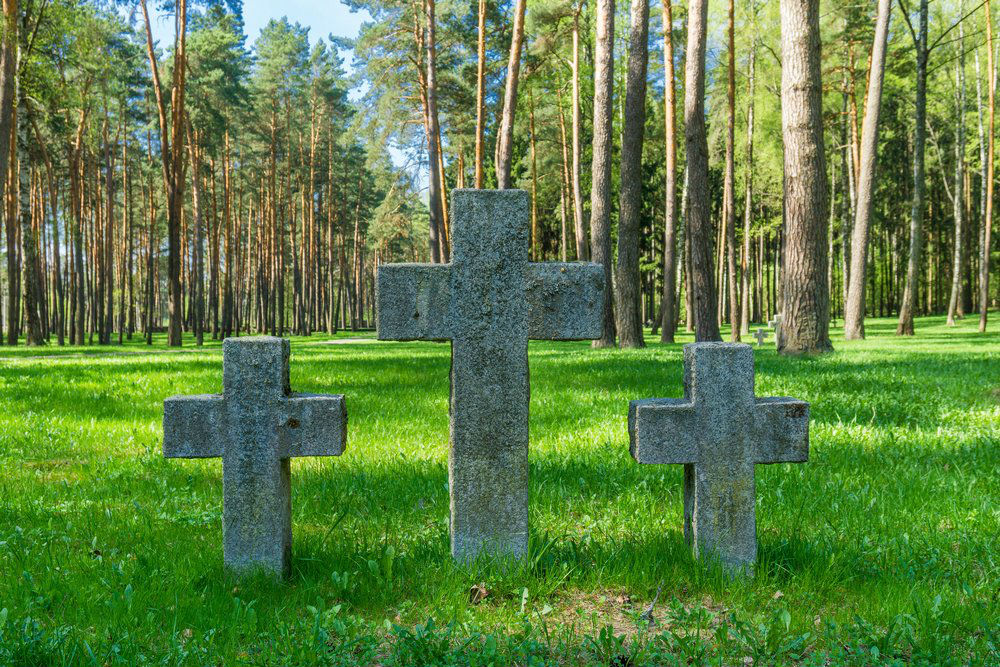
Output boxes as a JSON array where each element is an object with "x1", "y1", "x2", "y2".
[
  {"x1": 753, "y1": 328, "x2": 769, "y2": 346},
  {"x1": 377, "y1": 190, "x2": 604, "y2": 561},
  {"x1": 163, "y1": 337, "x2": 348, "y2": 576},
  {"x1": 628, "y1": 343, "x2": 809, "y2": 574}
]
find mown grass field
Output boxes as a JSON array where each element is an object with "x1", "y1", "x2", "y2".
[{"x1": 0, "y1": 315, "x2": 997, "y2": 666}]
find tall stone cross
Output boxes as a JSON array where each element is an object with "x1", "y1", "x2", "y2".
[
  {"x1": 628, "y1": 343, "x2": 809, "y2": 574},
  {"x1": 163, "y1": 337, "x2": 348, "y2": 576},
  {"x1": 377, "y1": 190, "x2": 604, "y2": 561}
]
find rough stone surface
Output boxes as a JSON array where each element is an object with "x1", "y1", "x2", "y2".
[
  {"x1": 753, "y1": 328, "x2": 769, "y2": 346},
  {"x1": 376, "y1": 189, "x2": 604, "y2": 561},
  {"x1": 628, "y1": 342, "x2": 808, "y2": 574},
  {"x1": 163, "y1": 337, "x2": 347, "y2": 576},
  {"x1": 769, "y1": 314, "x2": 783, "y2": 348}
]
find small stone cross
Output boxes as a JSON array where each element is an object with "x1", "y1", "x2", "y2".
[
  {"x1": 753, "y1": 328, "x2": 769, "y2": 346},
  {"x1": 377, "y1": 189, "x2": 604, "y2": 561},
  {"x1": 628, "y1": 343, "x2": 809, "y2": 574},
  {"x1": 769, "y1": 314, "x2": 783, "y2": 347},
  {"x1": 163, "y1": 337, "x2": 348, "y2": 576}
]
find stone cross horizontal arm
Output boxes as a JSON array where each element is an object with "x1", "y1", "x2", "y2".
[
  {"x1": 628, "y1": 396, "x2": 808, "y2": 465},
  {"x1": 377, "y1": 262, "x2": 604, "y2": 341},
  {"x1": 164, "y1": 392, "x2": 347, "y2": 459}
]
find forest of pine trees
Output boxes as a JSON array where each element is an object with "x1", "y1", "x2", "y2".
[{"x1": 0, "y1": 0, "x2": 996, "y2": 351}]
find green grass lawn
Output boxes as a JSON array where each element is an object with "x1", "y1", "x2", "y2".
[{"x1": 0, "y1": 315, "x2": 997, "y2": 666}]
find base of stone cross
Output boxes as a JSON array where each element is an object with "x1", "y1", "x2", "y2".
[{"x1": 683, "y1": 459, "x2": 759, "y2": 576}]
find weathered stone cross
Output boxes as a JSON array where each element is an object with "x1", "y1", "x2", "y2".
[
  {"x1": 753, "y1": 328, "x2": 769, "y2": 346},
  {"x1": 377, "y1": 189, "x2": 604, "y2": 561},
  {"x1": 163, "y1": 337, "x2": 348, "y2": 576},
  {"x1": 628, "y1": 343, "x2": 809, "y2": 574},
  {"x1": 769, "y1": 314, "x2": 783, "y2": 347}
]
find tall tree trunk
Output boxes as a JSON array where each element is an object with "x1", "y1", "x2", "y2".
[
  {"x1": 187, "y1": 123, "x2": 204, "y2": 346},
  {"x1": 474, "y1": 0, "x2": 486, "y2": 188},
  {"x1": 660, "y1": 0, "x2": 678, "y2": 343},
  {"x1": 590, "y1": 0, "x2": 616, "y2": 347},
  {"x1": 124, "y1": 132, "x2": 133, "y2": 341},
  {"x1": 102, "y1": 117, "x2": 116, "y2": 345},
  {"x1": 529, "y1": 87, "x2": 540, "y2": 260},
  {"x1": 841, "y1": 67, "x2": 853, "y2": 315},
  {"x1": 72, "y1": 128, "x2": 86, "y2": 345},
  {"x1": 571, "y1": 6, "x2": 588, "y2": 260},
  {"x1": 32, "y1": 115, "x2": 63, "y2": 344},
  {"x1": 140, "y1": 0, "x2": 186, "y2": 347},
  {"x1": 898, "y1": 0, "x2": 929, "y2": 335},
  {"x1": 724, "y1": 0, "x2": 739, "y2": 341},
  {"x1": 495, "y1": 0, "x2": 526, "y2": 189},
  {"x1": 417, "y1": 1, "x2": 442, "y2": 263},
  {"x1": 614, "y1": 0, "x2": 649, "y2": 349},
  {"x1": 17, "y1": 96, "x2": 42, "y2": 345},
  {"x1": 779, "y1": 0, "x2": 831, "y2": 354},
  {"x1": 557, "y1": 81, "x2": 572, "y2": 260},
  {"x1": 436, "y1": 132, "x2": 451, "y2": 261},
  {"x1": 685, "y1": 0, "x2": 720, "y2": 341},
  {"x1": 844, "y1": 0, "x2": 892, "y2": 340},
  {"x1": 948, "y1": 14, "x2": 967, "y2": 325},
  {"x1": 0, "y1": 0, "x2": 17, "y2": 345},
  {"x1": 982, "y1": 0, "x2": 995, "y2": 332},
  {"x1": 740, "y1": 43, "x2": 757, "y2": 336}
]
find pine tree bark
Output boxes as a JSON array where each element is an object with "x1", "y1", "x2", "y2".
[
  {"x1": 590, "y1": 0, "x2": 616, "y2": 347},
  {"x1": 948, "y1": 15, "x2": 967, "y2": 325},
  {"x1": 557, "y1": 81, "x2": 572, "y2": 260},
  {"x1": 31, "y1": 114, "x2": 63, "y2": 344},
  {"x1": 17, "y1": 96, "x2": 43, "y2": 345},
  {"x1": 844, "y1": 0, "x2": 892, "y2": 340},
  {"x1": 474, "y1": 0, "x2": 486, "y2": 188},
  {"x1": 897, "y1": 0, "x2": 928, "y2": 336},
  {"x1": 495, "y1": 0, "x2": 526, "y2": 189},
  {"x1": 685, "y1": 0, "x2": 720, "y2": 341},
  {"x1": 740, "y1": 43, "x2": 757, "y2": 336},
  {"x1": 571, "y1": 7, "x2": 588, "y2": 260},
  {"x1": 0, "y1": 0, "x2": 17, "y2": 345},
  {"x1": 529, "y1": 87, "x2": 540, "y2": 260},
  {"x1": 140, "y1": 0, "x2": 186, "y2": 346},
  {"x1": 424, "y1": 0, "x2": 445, "y2": 262},
  {"x1": 660, "y1": 0, "x2": 678, "y2": 343},
  {"x1": 981, "y1": 0, "x2": 995, "y2": 332},
  {"x1": 779, "y1": 0, "x2": 832, "y2": 354},
  {"x1": 614, "y1": 0, "x2": 649, "y2": 349},
  {"x1": 187, "y1": 122, "x2": 204, "y2": 346},
  {"x1": 724, "y1": 0, "x2": 740, "y2": 341}
]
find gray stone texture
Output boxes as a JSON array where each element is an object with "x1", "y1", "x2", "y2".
[
  {"x1": 163, "y1": 337, "x2": 347, "y2": 576},
  {"x1": 628, "y1": 342, "x2": 808, "y2": 574},
  {"x1": 376, "y1": 189, "x2": 604, "y2": 561},
  {"x1": 769, "y1": 314, "x2": 783, "y2": 348}
]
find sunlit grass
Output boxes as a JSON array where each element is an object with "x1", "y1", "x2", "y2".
[{"x1": 0, "y1": 315, "x2": 997, "y2": 665}]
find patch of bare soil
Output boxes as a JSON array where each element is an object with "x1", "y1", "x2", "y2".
[{"x1": 545, "y1": 588, "x2": 728, "y2": 639}]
